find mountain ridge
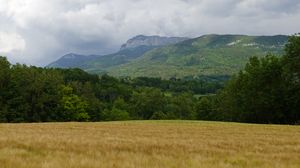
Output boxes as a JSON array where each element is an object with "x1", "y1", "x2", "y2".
[
  {"x1": 47, "y1": 35, "x2": 189, "y2": 69},
  {"x1": 47, "y1": 34, "x2": 289, "y2": 78}
]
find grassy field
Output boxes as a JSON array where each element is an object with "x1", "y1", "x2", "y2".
[{"x1": 0, "y1": 121, "x2": 299, "y2": 168}]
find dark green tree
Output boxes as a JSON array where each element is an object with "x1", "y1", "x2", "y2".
[
  {"x1": 0, "y1": 56, "x2": 11, "y2": 122},
  {"x1": 131, "y1": 88, "x2": 166, "y2": 119},
  {"x1": 196, "y1": 97, "x2": 213, "y2": 120},
  {"x1": 282, "y1": 33, "x2": 300, "y2": 123}
]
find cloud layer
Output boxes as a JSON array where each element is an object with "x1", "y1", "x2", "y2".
[{"x1": 0, "y1": 0, "x2": 300, "y2": 66}]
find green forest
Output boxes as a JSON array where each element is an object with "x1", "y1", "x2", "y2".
[{"x1": 0, "y1": 34, "x2": 299, "y2": 124}]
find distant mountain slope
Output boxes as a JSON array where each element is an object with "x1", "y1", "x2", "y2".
[
  {"x1": 47, "y1": 34, "x2": 288, "y2": 78},
  {"x1": 83, "y1": 45, "x2": 158, "y2": 73},
  {"x1": 47, "y1": 35, "x2": 189, "y2": 69},
  {"x1": 107, "y1": 34, "x2": 288, "y2": 78},
  {"x1": 47, "y1": 53, "x2": 94, "y2": 68}
]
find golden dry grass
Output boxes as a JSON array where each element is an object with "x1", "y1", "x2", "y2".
[{"x1": 0, "y1": 120, "x2": 299, "y2": 168}]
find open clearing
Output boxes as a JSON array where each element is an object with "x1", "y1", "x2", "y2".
[{"x1": 0, "y1": 121, "x2": 299, "y2": 168}]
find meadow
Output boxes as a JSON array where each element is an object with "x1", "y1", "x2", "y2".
[{"x1": 0, "y1": 121, "x2": 299, "y2": 168}]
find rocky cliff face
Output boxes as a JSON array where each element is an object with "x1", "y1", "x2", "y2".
[{"x1": 120, "y1": 35, "x2": 189, "y2": 50}]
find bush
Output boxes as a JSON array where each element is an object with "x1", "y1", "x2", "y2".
[
  {"x1": 150, "y1": 111, "x2": 168, "y2": 120},
  {"x1": 103, "y1": 108, "x2": 130, "y2": 121}
]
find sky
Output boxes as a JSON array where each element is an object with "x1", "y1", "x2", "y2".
[{"x1": 0, "y1": 0, "x2": 300, "y2": 66}]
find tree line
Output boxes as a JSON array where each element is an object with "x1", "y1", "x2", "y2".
[
  {"x1": 0, "y1": 59, "x2": 223, "y2": 122},
  {"x1": 0, "y1": 34, "x2": 299, "y2": 124},
  {"x1": 124, "y1": 75, "x2": 228, "y2": 95}
]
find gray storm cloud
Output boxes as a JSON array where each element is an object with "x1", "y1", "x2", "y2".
[{"x1": 0, "y1": 0, "x2": 300, "y2": 66}]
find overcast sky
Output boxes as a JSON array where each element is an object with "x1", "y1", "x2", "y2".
[{"x1": 0, "y1": 0, "x2": 300, "y2": 66}]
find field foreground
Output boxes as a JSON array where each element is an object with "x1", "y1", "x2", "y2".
[{"x1": 0, "y1": 121, "x2": 299, "y2": 168}]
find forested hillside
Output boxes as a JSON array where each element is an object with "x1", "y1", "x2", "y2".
[
  {"x1": 110, "y1": 35, "x2": 288, "y2": 78},
  {"x1": 48, "y1": 34, "x2": 288, "y2": 78}
]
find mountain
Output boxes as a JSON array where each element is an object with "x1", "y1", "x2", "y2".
[
  {"x1": 108, "y1": 34, "x2": 288, "y2": 78},
  {"x1": 47, "y1": 53, "x2": 96, "y2": 68},
  {"x1": 83, "y1": 45, "x2": 158, "y2": 73},
  {"x1": 120, "y1": 35, "x2": 189, "y2": 50},
  {"x1": 47, "y1": 34, "x2": 289, "y2": 78},
  {"x1": 47, "y1": 35, "x2": 189, "y2": 69}
]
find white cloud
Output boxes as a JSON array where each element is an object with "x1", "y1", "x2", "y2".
[
  {"x1": 0, "y1": 0, "x2": 299, "y2": 66},
  {"x1": 0, "y1": 32, "x2": 25, "y2": 53}
]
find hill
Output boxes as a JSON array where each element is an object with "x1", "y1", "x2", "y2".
[
  {"x1": 47, "y1": 35, "x2": 189, "y2": 72},
  {"x1": 48, "y1": 34, "x2": 288, "y2": 78},
  {"x1": 47, "y1": 53, "x2": 96, "y2": 68},
  {"x1": 108, "y1": 34, "x2": 288, "y2": 78}
]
